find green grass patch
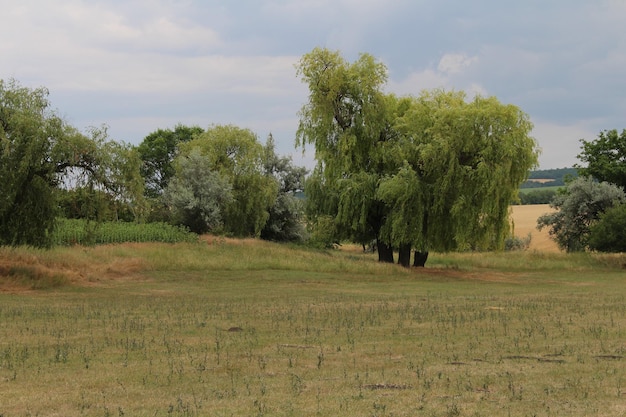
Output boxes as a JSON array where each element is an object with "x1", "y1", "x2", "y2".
[
  {"x1": 518, "y1": 185, "x2": 563, "y2": 194},
  {"x1": 1, "y1": 241, "x2": 626, "y2": 416}
]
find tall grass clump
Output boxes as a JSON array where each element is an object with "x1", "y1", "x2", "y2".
[{"x1": 52, "y1": 218, "x2": 198, "y2": 246}]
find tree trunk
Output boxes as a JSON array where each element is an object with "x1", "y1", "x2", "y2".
[
  {"x1": 377, "y1": 239, "x2": 394, "y2": 263},
  {"x1": 413, "y1": 251, "x2": 429, "y2": 267},
  {"x1": 397, "y1": 243, "x2": 412, "y2": 268}
]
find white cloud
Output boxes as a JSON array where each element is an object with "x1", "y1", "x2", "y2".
[
  {"x1": 437, "y1": 53, "x2": 478, "y2": 75},
  {"x1": 387, "y1": 69, "x2": 448, "y2": 95},
  {"x1": 1, "y1": 0, "x2": 625, "y2": 170},
  {"x1": 387, "y1": 52, "x2": 483, "y2": 97},
  {"x1": 531, "y1": 121, "x2": 595, "y2": 169}
]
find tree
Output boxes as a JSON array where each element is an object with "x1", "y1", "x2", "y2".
[
  {"x1": 537, "y1": 176, "x2": 626, "y2": 252},
  {"x1": 296, "y1": 48, "x2": 397, "y2": 261},
  {"x1": 163, "y1": 150, "x2": 233, "y2": 234},
  {"x1": 178, "y1": 125, "x2": 278, "y2": 237},
  {"x1": 137, "y1": 124, "x2": 204, "y2": 198},
  {"x1": 260, "y1": 134, "x2": 307, "y2": 242},
  {"x1": 296, "y1": 48, "x2": 538, "y2": 266},
  {"x1": 577, "y1": 129, "x2": 626, "y2": 189},
  {"x1": 383, "y1": 91, "x2": 538, "y2": 263},
  {"x1": 588, "y1": 204, "x2": 626, "y2": 252},
  {"x1": 0, "y1": 79, "x2": 144, "y2": 247}
]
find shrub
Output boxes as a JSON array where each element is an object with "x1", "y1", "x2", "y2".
[
  {"x1": 504, "y1": 233, "x2": 532, "y2": 251},
  {"x1": 588, "y1": 204, "x2": 626, "y2": 252},
  {"x1": 537, "y1": 177, "x2": 626, "y2": 252}
]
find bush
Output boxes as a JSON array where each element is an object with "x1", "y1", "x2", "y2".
[
  {"x1": 588, "y1": 204, "x2": 626, "y2": 252},
  {"x1": 537, "y1": 177, "x2": 626, "y2": 252},
  {"x1": 504, "y1": 233, "x2": 532, "y2": 251},
  {"x1": 306, "y1": 215, "x2": 339, "y2": 249},
  {"x1": 518, "y1": 189, "x2": 557, "y2": 205}
]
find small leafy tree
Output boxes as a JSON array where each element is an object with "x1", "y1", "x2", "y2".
[
  {"x1": 138, "y1": 124, "x2": 204, "y2": 198},
  {"x1": 163, "y1": 150, "x2": 233, "y2": 234},
  {"x1": 179, "y1": 125, "x2": 278, "y2": 237},
  {"x1": 537, "y1": 177, "x2": 626, "y2": 252},
  {"x1": 577, "y1": 129, "x2": 626, "y2": 189},
  {"x1": 588, "y1": 204, "x2": 626, "y2": 252},
  {"x1": 261, "y1": 134, "x2": 307, "y2": 242}
]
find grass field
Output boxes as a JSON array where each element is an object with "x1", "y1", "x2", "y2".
[
  {"x1": 2, "y1": 209, "x2": 626, "y2": 416},
  {"x1": 518, "y1": 186, "x2": 562, "y2": 195}
]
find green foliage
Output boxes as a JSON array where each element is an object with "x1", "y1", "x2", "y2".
[
  {"x1": 58, "y1": 187, "x2": 136, "y2": 222},
  {"x1": 296, "y1": 49, "x2": 539, "y2": 264},
  {"x1": 526, "y1": 167, "x2": 578, "y2": 181},
  {"x1": 388, "y1": 91, "x2": 538, "y2": 252},
  {"x1": 0, "y1": 79, "x2": 147, "y2": 247},
  {"x1": 588, "y1": 204, "x2": 626, "y2": 252},
  {"x1": 163, "y1": 150, "x2": 233, "y2": 234},
  {"x1": 260, "y1": 135, "x2": 308, "y2": 242},
  {"x1": 517, "y1": 189, "x2": 558, "y2": 205},
  {"x1": 52, "y1": 218, "x2": 197, "y2": 245},
  {"x1": 0, "y1": 79, "x2": 62, "y2": 247},
  {"x1": 137, "y1": 124, "x2": 203, "y2": 198},
  {"x1": 179, "y1": 125, "x2": 278, "y2": 237},
  {"x1": 504, "y1": 233, "x2": 532, "y2": 251},
  {"x1": 577, "y1": 129, "x2": 626, "y2": 189},
  {"x1": 537, "y1": 177, "x2": 626, "y2": 252},
  {"x1": 305, "y1": 215, "x2": 339, "y2": 249}
]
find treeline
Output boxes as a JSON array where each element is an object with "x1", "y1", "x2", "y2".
[
  {"x1": 0, "y1": 78, "x2": 307, "y2": 247},
  {"x1": 521, "y1": 168, "x2": 578, "y2": 188},
  {"x1": 515, "y1": 168, "x2": 578, "y2": 205},
  {"x1": 527, "y1": 167, "x2": 578, "y2": 181}
]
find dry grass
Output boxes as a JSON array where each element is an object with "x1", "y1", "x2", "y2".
[
  {"x1": 0, "y1": 205, "x2": 562, "y2": 293},
  {"x1": 2, "y1": 216, "x2": 626, "y2": 416}
]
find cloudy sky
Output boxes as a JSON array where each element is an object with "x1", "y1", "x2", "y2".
[{"x1": 2, "y1": 0, "x2": 625, "y2": 169}]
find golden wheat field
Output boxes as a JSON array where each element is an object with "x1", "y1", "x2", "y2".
[{"x1": 510, "y1": 204, "x2": 558, "y2": 252}]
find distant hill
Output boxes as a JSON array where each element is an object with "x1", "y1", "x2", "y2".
[
  {"x1": 515, "y1": 167, "x2": 578, "y2": 205},
  {"x1": 521, "y1": 168, "x2": 578, "y2": 189}
]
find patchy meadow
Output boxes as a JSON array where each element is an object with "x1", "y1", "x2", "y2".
[{"x1": 1, "y1": 222, "x2": 625, "y2": 416}]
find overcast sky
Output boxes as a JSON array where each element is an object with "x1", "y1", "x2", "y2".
[{"x1": 2, "y1": 0, "x2": 625, "y2": 169}]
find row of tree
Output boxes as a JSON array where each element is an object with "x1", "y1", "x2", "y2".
[
  {"x1": 2, "y1": 46, "x2": 624, "y2": 259},
  {"x1": 0, "y1": 78, "x2": 306, "y2": 248}
]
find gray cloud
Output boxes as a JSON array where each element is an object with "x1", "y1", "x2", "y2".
[{"x1": 1, "y1": 0, "x2": 624, "y2": 169}]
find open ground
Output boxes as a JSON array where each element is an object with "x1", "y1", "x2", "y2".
[{"x1": 1, "y1": 206, "x2": 625, "y2": 416}]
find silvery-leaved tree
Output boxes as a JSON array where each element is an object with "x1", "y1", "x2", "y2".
[{"x1": 537, "y1": 176, "x2": 626, "y2": 252}]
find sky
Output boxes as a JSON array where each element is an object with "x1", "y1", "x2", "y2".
[{"x1": 2, "y1": 0, "x2": 625, "y2": 170}]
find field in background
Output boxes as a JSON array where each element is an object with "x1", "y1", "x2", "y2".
[{"x1": 511, "y1": 204, "x2": 558, "y2": 252}]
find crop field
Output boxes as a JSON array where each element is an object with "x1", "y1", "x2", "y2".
[
  {"x1": 510, "y1": 204, "x2": 557, "y2": 252},
  {"x1": 1, "y1": 209, "x2": 625, "y2": 416}
]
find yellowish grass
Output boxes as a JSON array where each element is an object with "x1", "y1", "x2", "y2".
[
  {"x1": 525, "y1": 178, "x2": 556, "y2": 184},
  {"x1": 511, "y1": 204, "x2": 559, "y2": 252}
]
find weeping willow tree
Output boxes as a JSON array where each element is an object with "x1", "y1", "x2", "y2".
[
  {"x1": 0, "y1": 79, "x2": 145, "y2": 247},
  {"x1": 381, "y1": 91, "x2": 539, "y2": 265},
  {"x1": 296, "y1": 48, "x2": 539, "y2": 266}
]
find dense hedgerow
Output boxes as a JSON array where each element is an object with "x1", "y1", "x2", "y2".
[{"x1": 52, "y1": 218, "x2": 198, "y2": 246}]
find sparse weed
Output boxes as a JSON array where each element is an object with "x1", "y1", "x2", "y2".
[{"x1": 0, "y1": 240, "x2": 625, "y2": 415}]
